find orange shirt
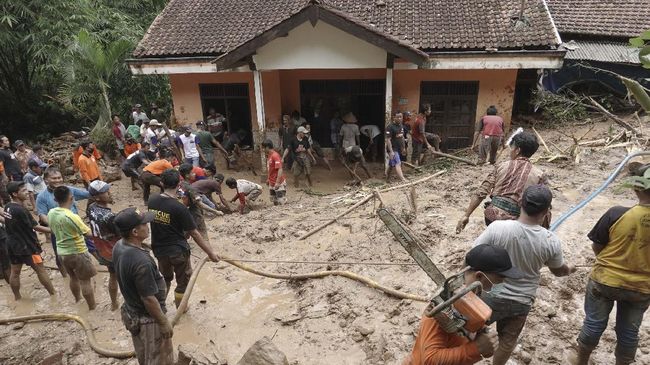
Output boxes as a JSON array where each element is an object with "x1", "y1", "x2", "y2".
[
  {"x1": 143, "y1": 160, "x2": 173, "y2": 175},
  {"x1": 124, "y1": 143, "x2": 141, "y2": 156},
  {"x1": 73, "y1": 146, "x2": 102, "y2": 170},
  {"x1": 408, "y1": 315, "x2": 481, "y2": 365},
  {"x1": 78, "y1": 154, "x2": 102, "y2": 183}
]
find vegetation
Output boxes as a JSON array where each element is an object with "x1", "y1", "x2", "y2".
[{"x1": 0, "y1": 0, "x2": 171, "y2": 143}]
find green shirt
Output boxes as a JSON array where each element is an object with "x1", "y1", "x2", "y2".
[
  {"x1": 48, "y1": 207, "x2": 90, "y2": 255},
  {"x1": 126, "y1": 124, "x2": 141, "y2": 140},
  {"x1": 196, "y1": 130, "x2": 214, "y2": 154}
]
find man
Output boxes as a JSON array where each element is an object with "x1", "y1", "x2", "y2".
[
  {"x1": 330, "y1": 111, "x2": 343, "y2": 152},
  {"x1": 113, "y1": 207, "x2": 174, "y2": 365},
  {"x1": 191, "y1": 173, "x2": 231, "y2": 212},
  {"x1": 87, "y1": 180, "x2": 120, "y2": 310},
  {"x1": 411, "y1": 104, "x2": 440, "y2": 166},
  {"x1": 225, "y1": 177, "x2": 263, "y2": 215},
  {"x1": 473, "y1": 184, "x2": 576, "y2": 365},
  {"x1": 150, "y1": 103, "x2": 166, "y2": 124},
  {"x1": 132, "y1": 103, "x2": 149, "y2": 127},
  {"x1": 178, "y1": 163, "x2": 208, "y2": 185},
  {"x1": 48, "y1": 186, "x2": 97, "y2": 310},
  {"x1": 13, "y1": 140, "x2": 33, "y2": 174},
  {"x1": 472, "y1": 106, "x2": 505, "y2": 165},
  {"x1": 124, "y1": 137, "x2": 141, "y2": 157},
  {"x1": 112, "y1": 114, "x2": 127, "y2": 157},
  {"x1": 195, "y1": 120, "x2": 227, "y2": 166},
  {"x1": 147, "y1": 169, "x2": 220, "y2": 306},
  {"x1": 0, "y1": 213, "x2": 10, "y2": 284},
  {"x1": 28, "y1": 144, "x2": 47, "y2": 168},
  {"x1": 385, "y1": 113, "x2": 407, "y2": 183},
  {"x1": 343, "y1": 146, "x2": 372, "y2": 181},
  {"x1": 290, "y1": 110, "x2": 306, "y2": 129},
  {"x1": 142, "y1": 120, "x2": 159, "y2": 153},
  {"x1": 303, "y1": 123, "x2": 332, "y2": 170},
  {"x1": 456, "y1": 131, "x2": 547, "y2": 233},
  {"x1": 36, "y1": 167, "x2": 91, "y2": 276},
  {"x1": 23, "y1": 159, "x2": 48, "y2": 213},
  {"x1": 122, "y1": 142, "x2": 152, "y2": 191},
  {"x1": 0, "y1": 135, "x2": 23, "y2": 181},
  {"x1": 262, "y1": 140, "x2": 287, "y2": 206},
  {"x1": 570, "y1": 164, "x2": 650, "y2": 365},
  {"x1": 339, "y1": 112, "x2": 361, "y2": 159},
  {"x1": 403, "y1": 244, "x2": 523, "y2": 365},
  {"x1": 283, "y1": 126, "x2": 315, "y2": 188},
  {"x1": 360, "y1": 124, "x2": 381, "y2": 162},
  {"x1": 140, "y1": 152, "x2": 173, "y2": 204},
  {"x1": 222, "y1": 130, "x2": 249, "y2": 170},
  {"x1": 176, "y1": 126, "x2": 205, "y2": 167},
  {"x1": 206, "y1": 108, "x2": 225, "y2": 142},
  {"x1": 126, "y1": 121, "x2": 142, "y2": 142},
  {"x1": 279, "y1": 114, "x2": 296, "y2": 168},
  {"x1": 176, "y1": 183, "x2": 216, "y2": 241},
  {"x1": 3, "y1": 181, "x2": 55, "y2": 300},
  {"x1": 78, "y1": 141, "x2": 103, "y2": 187}
]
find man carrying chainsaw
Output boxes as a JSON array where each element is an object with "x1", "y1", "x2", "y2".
[
  {"x1": 473, "y1": 184, "x2": 576, "y2": 365},
  {"x1": 402, "y1": 244, "x2": 522, "y2": 365},
  {"x1": 456, "y1": 131, "x2": 548, "y2": 233}
]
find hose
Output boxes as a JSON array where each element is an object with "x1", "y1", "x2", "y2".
[
  {"x1": 2, "y1": 256, "x2": 428, "y2": 358},
  {"x1": 550, "y1": 151, "x2": 650, "y2": 231}
]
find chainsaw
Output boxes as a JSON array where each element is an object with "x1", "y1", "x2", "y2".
[{"x1": 377, "y1": 208, "x2": 492, "y2": 337}]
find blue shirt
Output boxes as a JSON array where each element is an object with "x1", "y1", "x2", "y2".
[{"x1": 36, "y1": 186, "x2": 90, "y2": 216}]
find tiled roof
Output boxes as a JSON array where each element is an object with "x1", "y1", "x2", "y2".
[
  {"x1": 133, "y1": 0, "x2": 560, "y2": 58},
  {"x1": 563, "y1": 40, "x2": 640, "y2": 64},
  {"x1": 547, "y1": 0, "x2": 650, "y2": 38}
]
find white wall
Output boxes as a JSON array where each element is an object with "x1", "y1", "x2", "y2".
[{"x1": 254, "y1": 21, "x2": 387, "y2": 70}]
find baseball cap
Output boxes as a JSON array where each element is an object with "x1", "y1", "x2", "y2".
[
  {"x1": 134, "y1": 103, "x2": 142, "y2": 108},
  {"x1": 149, "y1": 119, "x2": 161, "y2": 127},
  {"x1": 14, "y1": 140, "x2": 25, "y2": 147},
  {"x1": 113, "y1": 207, "x2": 154, "y2": 232},
  {"x1": 6, "y1": 181, "x2": 25, "y2": 195},
  {"x1": 28, "y1": 159, "x2": 48, "y2": 169},
  {"x1": 521, "y1": 184, "x2": 553, "y2": 214},
  {"x1": 88, "y1": 180, "x2": 111, "y2": 196},
  {"x1": 465, "y1": 245, "x2": 523, "y2": 279},
  {"x1": 297, "y1": 126, "x2": 308, "y2": 134}
]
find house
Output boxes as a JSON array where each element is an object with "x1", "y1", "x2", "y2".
[
  {"x1": 128, "y1": 0, "x2": 564, "y2": 158},
  {"x1": 544, "y1": 0, "x2": 650, "y2": 96}
]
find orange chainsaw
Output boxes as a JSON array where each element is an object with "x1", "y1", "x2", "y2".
[{"x1": 378, "y1": 208, "x2": 492, "y2": 337}]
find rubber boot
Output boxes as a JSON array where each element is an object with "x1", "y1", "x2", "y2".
[
  {"x1": 174, "y1": 292, "x2": 183, "y2": 308},
  {"x1": 568, "y1": 345, "x2": 594, "y2": 365}
]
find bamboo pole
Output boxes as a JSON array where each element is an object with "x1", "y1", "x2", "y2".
[
  {"x1": 299, "y1": 170, "x2": 446, "y2": 240},
  {"x1": 429, "y1": 149, "x2": 476, "y2": 166}
]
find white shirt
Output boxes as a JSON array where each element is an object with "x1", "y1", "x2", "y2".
[
  {"x1": 143, "y1": 129, "x2": 157, "y2": 152},
  {"x1": 237, "y1": 179, "x2": 262, "y2": 194},
  {"x1": 339, "y1": 123, "x2": 360, "y2": 149},
  {"x1": 178, "y1": 133, "x2": 200, "y2": 159},
  {"x1": 132, "y1": 111, "x2": 149, "y2": 125},
  {"x1": 360, "y1": 125, "x2": 381, "y2": 140}
]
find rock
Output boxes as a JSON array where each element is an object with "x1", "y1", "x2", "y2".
[
  {"x1": 355, "y1": 325, "x2": 375, "y2": 336},
  {"x1": 39, "y1": 351, "x2": 64, "y2": 365},
  {"x1": 351, "y1": 332, "x2": 364, "y2": 342},
  {"x1": 520, "y1": 350, "x2": 532, "y2": 364},
  {"x1": 177, "y1": 343, "x2": 222, "y2": 365},
  {"x1": 102, "y1": 165, "x2": 122, "y2": 183},
  {"x1": 11, "y1": 322, "x2": 25, "y2": 330},
  {"x1": 237, "y1": 337, "x2": 289, "y2": 365}
]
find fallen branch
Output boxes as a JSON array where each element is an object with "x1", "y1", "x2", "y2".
[
  {"x1": 299, "y1": 170, "x2": 447, "y2": 240},
  {"x1": 532, "y1": 127, "x2": 551, "y2": 154},
  {"x1": 588, "y1": 97, "x2": 642, "y2": 136}
]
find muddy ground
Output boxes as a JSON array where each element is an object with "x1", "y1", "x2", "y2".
[{"x1": 1, "y1": 120, "x2": 649, "y2": 365}]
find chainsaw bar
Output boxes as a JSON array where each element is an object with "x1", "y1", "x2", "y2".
[{"x1": 377, "y1": 208, "x2": 446, "y2": 285}]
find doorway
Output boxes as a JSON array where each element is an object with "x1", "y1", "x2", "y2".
[
  {"x1": 199, "y1": 83, "x2": 253, "y2": 146},
  {"x1": 299, "y1": 79, "x2": 385, "y2": 153},
  {"x1": 419, "y1": 81, "x2": 479, "y2": 150}
]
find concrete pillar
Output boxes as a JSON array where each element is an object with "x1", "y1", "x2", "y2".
[
  {"x1": 253, "y1": 70, "x2": 267, "y2": 172},
  {"x1": 385, "y1": 67, "x2": 393, "y2": 128}
]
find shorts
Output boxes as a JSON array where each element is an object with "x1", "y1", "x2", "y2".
[
  {"x1": 61, "y1": 252, "x2": 97, "y2": 280},
  {"x1": 292, "y1": 154, "x2": 311, "y2": 176},
  {"x1": 9, "y1": 253, "x2": 42, "y2": 266},
  {"x1": 411, "y1": 141, "x2": 425, "y2": 162},
  {"x1": 270, "y1": 182, "x2": 287, "y2": 205},
  {"x1": 157, "y1": 251, "x2": 193, "y2": 294},
  {"x1": 0, "y1": 238, "x2": 10, "y2": 271},
  {"x1": 388, "y1": 152, "x2": 401, "y2": 167},
  {"x1": 247, "y1": 188, "x2": 262, "y2": 202}
]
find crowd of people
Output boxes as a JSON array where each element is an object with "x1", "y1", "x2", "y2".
[{"x1": 0, "y1": 101, "x2": 648, "y2": 365}]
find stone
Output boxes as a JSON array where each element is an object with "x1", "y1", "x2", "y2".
[
  {"x1": 177, "y1": 344, "x2": 221, "y2": 365},
  {"x1": 39, "y1": 351, "x2": 64, "y2": 365},
  {"x1": 355, "y1": 325, "x2": 375, "y2": 336},
  {"x1": 237, "y1": 337, "x2": 289, "y2": 365}
]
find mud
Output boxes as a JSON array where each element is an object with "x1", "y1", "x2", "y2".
[{"x1": 1, "y1": 121, "x2": 649, "y2": 365}]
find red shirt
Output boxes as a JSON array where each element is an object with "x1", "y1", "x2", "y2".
[
  {"x1": 412, "y1": 115, "x2": 427, "y2": 144},
  {"x1": 479, "y1": 115, "x2": 504, "y2": 137},
  {"x1": 267, "y1": 150, "x2": 285, "y2": 186}
]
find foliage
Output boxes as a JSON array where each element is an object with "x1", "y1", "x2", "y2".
[
  {"x1": 0, "y1": 0, "x2": 170, "y2": 142},
  {"x1": 629, "y1": 29, "x2": 650, "y2": 69},
  {"x1": 531, "y1": 89, "x2": 589, "y2": 124},
  {"x1": 621, "y1": 167, "x2": 650, "y2": 191}
]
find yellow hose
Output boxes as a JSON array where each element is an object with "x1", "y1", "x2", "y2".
[{"x1": 1, "y1": 256, "x2": 428, "y2": 358}]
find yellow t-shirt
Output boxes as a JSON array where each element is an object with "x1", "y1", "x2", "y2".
[
  {"x1": 48, "y1": 207, "x2": 90, "y2": 256},
  {"x1": 589, "y1": 205, "x2": 650, "y2": 294}
]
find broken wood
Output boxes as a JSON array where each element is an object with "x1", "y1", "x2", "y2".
[
  {"x1": 299, "y1": 170, "x2": 446, "y2": 240},
  {"x1": 402, "y1": 161, "x2": 422, "y2": 170},
  {"x1": 588, "y1": 97, "x2": 642, "y2": 136},
  {"x1": 342, "y1": 160, "x2": 364, "y2": 185},
  {"x1": 532, "y1": 127, "x2": 551, "y2": 154},
  {"x1": 428, "y1": 149, "x2": 476, "y2": 166},
  {"x1": 374, "y1": 189, "x2": 386, "y2": 208}
]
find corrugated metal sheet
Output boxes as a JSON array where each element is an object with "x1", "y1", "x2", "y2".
[{"x1": 563, "y1": 40, "x2": 640, "y2": 64}]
